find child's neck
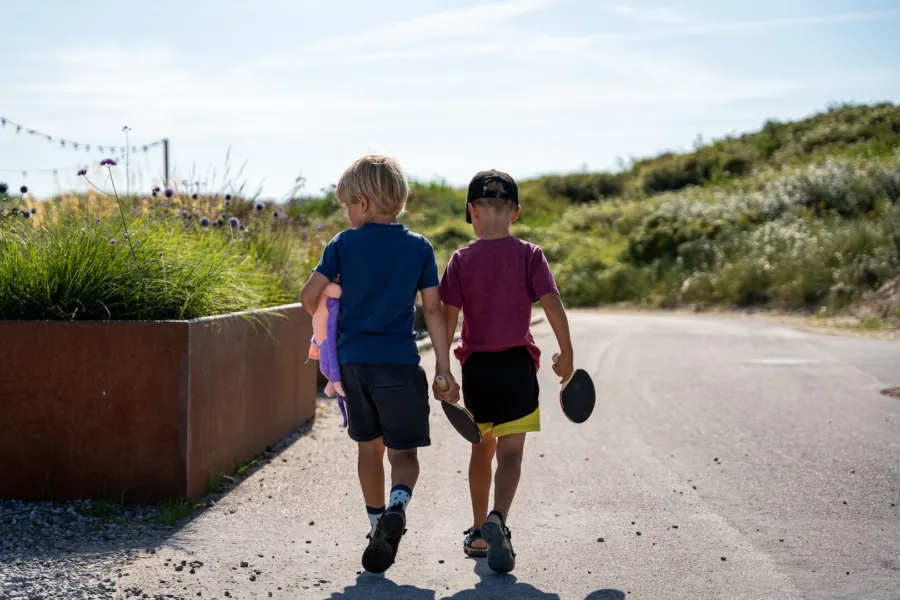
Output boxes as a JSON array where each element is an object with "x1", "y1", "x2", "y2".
[
  {"x1": 478, "y1": 223, "x2": 512, "y2": 240},
  {"x1": 366, "y1": 214, "x2": 398, "y2": 225}
]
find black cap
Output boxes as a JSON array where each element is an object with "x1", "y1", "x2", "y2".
[{"x1": 465, "y1": 170, "x2": 518, "y2": 223}]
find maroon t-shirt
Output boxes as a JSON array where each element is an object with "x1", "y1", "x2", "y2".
[{"x1": 439, "y1": 236, "x2": 559, "y2": 369}]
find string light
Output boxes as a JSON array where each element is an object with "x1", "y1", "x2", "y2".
[{"x1": 0, "y1": 115, "x2": 164, "y2": 155}]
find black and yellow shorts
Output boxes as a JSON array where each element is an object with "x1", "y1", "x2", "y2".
[{"x1": 461, "y1": 346, "x2": 540, "y2": 438}]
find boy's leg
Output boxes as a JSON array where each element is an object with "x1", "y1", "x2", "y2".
[
  {"x1": 387, "y1": 447, "x2": 419, "y2": 495},
  {"x1": 489, "y1": 432, "x2": 527, "y2": 523},
  {"x1": 467, "y1": 433, "x2": 496, "y2": 551},
  {"x1": 480, "y1": 431, "x2": 527, "y2": 573},
  {"x1": 360, "y1": 364, "x2": 431, "y2": 573},
  {"x1": 340, "y1": 365, "x2": 390, "y2": 540},
  {"x1": 358, "y1": 438, "x2": 386, "y2": 535}
]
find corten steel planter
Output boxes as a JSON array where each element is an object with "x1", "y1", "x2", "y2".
[{"x1": 0, "y1": 304, "x2": 317, "y2": 503}]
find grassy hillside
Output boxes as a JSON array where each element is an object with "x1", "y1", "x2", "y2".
[
  {"x1": 296, "y1": 103, "x2": 900, "y2": 323},
  {"x1": 3, "y1": 103, "x2": 897, "y2": 325}
]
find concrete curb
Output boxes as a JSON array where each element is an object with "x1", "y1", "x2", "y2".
[{"x1": 416, "y1": 315, "x2": 546, "y2": 353}]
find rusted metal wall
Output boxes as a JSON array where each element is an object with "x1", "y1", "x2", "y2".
[{"x1": 0, "y1": 305, "x2": 316, "y2": 503}]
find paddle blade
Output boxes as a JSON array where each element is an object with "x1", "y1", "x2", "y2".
[
  {"x1": 441, "y1": 401, "x2": 483, "y2": 444},
  {"x1": 560, "y1": 369, "x2": 595, "y2": 424}
]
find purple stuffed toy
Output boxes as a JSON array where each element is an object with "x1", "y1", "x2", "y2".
[{"x1": 309, "y1": 282, "x2": 348, "y2": 427}]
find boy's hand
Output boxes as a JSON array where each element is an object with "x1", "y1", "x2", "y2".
[
  {"x1": 551, "y1": 350, "x2": 574, "y2": 384},
  {"x1": 434, "y1": 372, "x2": 460, "y2": 403}
]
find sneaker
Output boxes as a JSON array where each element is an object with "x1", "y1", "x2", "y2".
[
  {"x1": 361, "y1": 504, "x2": 406, "y2": 573},
  {"x1": 480, "y1": 512, "x2": 515, "y2": 573}
]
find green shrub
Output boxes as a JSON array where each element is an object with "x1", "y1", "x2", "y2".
[{"x1": 539, "y1": 172, "x2": 626, "y2": 204}]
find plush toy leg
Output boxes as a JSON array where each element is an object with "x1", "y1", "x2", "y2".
[{"x1": 337, "y1": 395, "x2": 348, "y2": 428}]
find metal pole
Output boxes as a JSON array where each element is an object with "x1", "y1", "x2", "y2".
[{"x1": 163, "y1": 138, "x2": 170, "y2": 187}]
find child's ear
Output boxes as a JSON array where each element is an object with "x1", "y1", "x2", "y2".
[
  {"x1": 357, "y1": 194, "x2": 370, "y2": 214},
  {"x1": 510, "y1": 206, "x2": 520, "y2": 223}
]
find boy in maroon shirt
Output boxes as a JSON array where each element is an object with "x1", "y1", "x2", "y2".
[{"x1": 439, "y1": 170, "x2": 575, "y2": 574}]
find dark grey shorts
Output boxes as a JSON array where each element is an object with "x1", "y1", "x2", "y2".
[{"x1": 339, "y1": 363, "x2": 431, "y2": 450}]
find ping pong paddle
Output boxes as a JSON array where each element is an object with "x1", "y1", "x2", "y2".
[
  {"x1": 552, "y1": 353, "x2": 596, "y2": 424},
  {"x1": 437, "y1": 376, "x2": 483, "y2": 444}
]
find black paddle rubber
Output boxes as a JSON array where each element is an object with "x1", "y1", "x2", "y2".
[
  {"x1": 441, "y1": 401, "x2": 483, "y2": 444},
  {"x1": 436, "y1": 376, "x2": 483, "y2": 444},
  {"x1": 560, "y1": 369, "x2": 595, "y2": 423}
]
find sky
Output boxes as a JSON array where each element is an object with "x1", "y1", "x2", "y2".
[{"x1": 1, "y1": 0, "x2": 899, "y2": 200}]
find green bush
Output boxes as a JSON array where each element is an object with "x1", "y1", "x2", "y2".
[{"x1": 539, "y1": 172, "x2": 626, "y2": 204}]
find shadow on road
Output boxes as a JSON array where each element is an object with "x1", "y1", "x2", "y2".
[
  {"x1": 328, "y1": 572, "x2": 436, "y2": 599},
  {"x1": 440, "y1": 560, "x2": 561, "y2": 599},
  {"x1": 585, "y1": 590, "x2": 627, "y2": 600}
]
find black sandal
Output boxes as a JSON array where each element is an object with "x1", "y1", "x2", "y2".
[
  {"x1": 463, "y1": 527, "x2": 488, "y2": 558},
  {"x1": 480, "y1": 511, "x2": 516, "y2": 573}
]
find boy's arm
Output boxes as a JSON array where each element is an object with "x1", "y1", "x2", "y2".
[
  {"x1": 444, "y1": 304, "x2": 460, "y2": 348},
  {"x1": 540, "y1": 292, "x2": 574, "y2": 383},
  {"x1": 299, "y1": 272, "x2": 330, "y2": 316},
  {"x1": 421, "y1": 287, "x2": 460, "y2": 402},
  {"x1": 301, "y1": 234, "x2": 340, "y2": 316}
]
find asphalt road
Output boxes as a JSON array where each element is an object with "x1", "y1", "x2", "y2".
[{"x1": 120, "y1": 311, "x2": 900, "y2": 600}]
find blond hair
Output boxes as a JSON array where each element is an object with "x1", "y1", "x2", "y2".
[{"x1": 335, "y1": 154, "x2": 409, "y2": 217}]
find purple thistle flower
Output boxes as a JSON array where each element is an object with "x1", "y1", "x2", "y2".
[
  {"x1": 77, "y1": 168, "x2": 88, "y2": 176},
  {"x1": 21, "y1": 211, "x2": 30, "y2": 219},
  {"x1": 192, "y1": 193, "x2": 198, "y2": 200},
  {"x1": 164, "y1": 188, "x2": 174, "y2": 198},
  {"x1": 95, "y1": 217, "x2": 101, "y2": 223},
  {"x1": 110, "y1": 238, "x2": 117, "y2": 245},
  {"x1": 299, "y1": 214, "x2": 307, "y2": 223},
  {"x1": 239, "y1": 224, "x2": 246, "y2": 231},
  {"x1": 20, "y1": 185, "x2": 27, "y2": 195},
  {"x1": 228, "y1": 216, "x2": 240, "y2": 228},
  {"x1": 200, "y1": 216, "x2": 211, "y2": 227},
  {"x1": 255, "y1": 202, "x2": 264, "y2": 211},
  {"x1": 181, "y1": 210, "x2": 189, "y2": 219},
  {"x1": 0, "y1": 182, "x2": 8, "y2": 194},
  {"x1": 124, "y1": 232, "x2": 129, "y2": 239},
  {"x1": 217, "y1": 218, "x2": 225, "y2": 227},
  {"x1": 272, "y1": 211, "x2": 279, "y2": 219},
  {"x1": 153, "y1": 186, "x2": 161, "y2": 194},
  {"x1": 30, "y1": 207, "x2": 37, "y2": 215},
  {"x1": 316, "y1": 224, "x2": 325, "y2": 232},
  {"x1": 225, "y1": 194, "x2": 232, "y2": 201},
  {"x1": 100, "y1": 158, "x2": 117, "y2": 167}
]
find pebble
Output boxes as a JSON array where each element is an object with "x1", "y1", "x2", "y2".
[{"x1": 597, "y1": 537, "x2": 605, "y2": 543}]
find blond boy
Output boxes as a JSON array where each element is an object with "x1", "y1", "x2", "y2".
[{"x1": 300, "y1": 155, "x2": 459, "y2": 574}]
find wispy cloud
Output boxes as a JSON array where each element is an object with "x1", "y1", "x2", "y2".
[
  {"x1": 235, "y1": 0, "x2": 551, "y2": 74},
  {"x1": 322, "y1": 0, "x2": 552, "y2": 47},
  {"x1": 605, "y1": 4, "x2": 691, "y2": 25},
  {"x1": 620, "y1": 9, "x2": 900, "y2": 40}
]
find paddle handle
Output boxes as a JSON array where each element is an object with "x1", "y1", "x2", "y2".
[
  {"x1": 551, "y1": 353, "x2": 575, "y2": 388},
  {"x1": 436, "y1": 376, "x2": 450, "y2": 391}
]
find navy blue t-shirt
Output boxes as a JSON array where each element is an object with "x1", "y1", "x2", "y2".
[{"x1": 314, "y1": 222, "x2": 439, "y2": 365}]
